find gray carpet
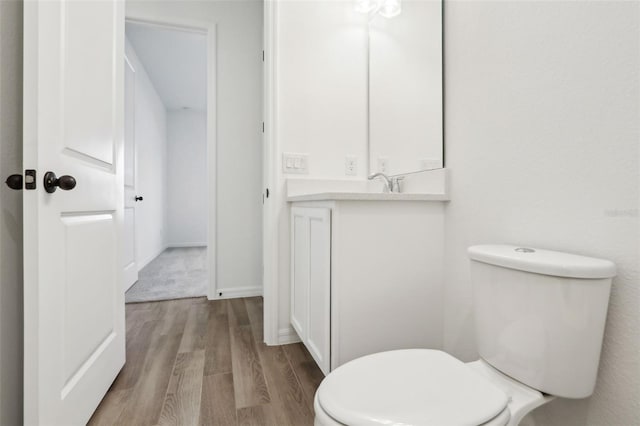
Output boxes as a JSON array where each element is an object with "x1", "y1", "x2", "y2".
[{"x1": 125, "y1": 247, "x2": 208, "y2": 303}]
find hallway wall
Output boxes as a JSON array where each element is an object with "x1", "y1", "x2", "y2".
[
  {"x1": 125, "y1": 38, "x2": 169, "y2": 271},
  {"x1": 166, "y1": 110, "x2": 208, "y2": 247},
  {"x1": 126, "y1": 1, "x2": 264, "y2": 297}
]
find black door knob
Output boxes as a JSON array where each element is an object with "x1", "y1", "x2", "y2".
[
  {"x1": 5, "y1": 174, "x2": 23, "y2": 190},
  {"x1": 44, "y1": 171, "x2": 76, "y2": 193},
  {"x1": 135, "y1": 196, "x2": 144, "y2": 202}
]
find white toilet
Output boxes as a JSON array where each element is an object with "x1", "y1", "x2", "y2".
[{"x1": 313, "y1": 244, "x2": 616, "y2": 426}]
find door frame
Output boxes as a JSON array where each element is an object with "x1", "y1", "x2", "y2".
[
  {"x1": 263, "y1": 0, "x2": 280, "y2": 345},
  {"x1": 124, "y1": 17, "x2": 218, "y2": 300}
]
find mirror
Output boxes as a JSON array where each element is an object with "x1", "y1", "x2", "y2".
[{"x1": 367, "y1": 0, "x2": 443, "y2": 176}]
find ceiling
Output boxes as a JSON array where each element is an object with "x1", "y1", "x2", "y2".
[{"x1": 126, "y1": 22, "x2": 207, "y2": 111}]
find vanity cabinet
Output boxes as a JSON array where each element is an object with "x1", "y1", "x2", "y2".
[
  {"x1": 290, "y1": 207, "x2": 331, "y2": 374},
  {"x1": 290, "y1": 199, "x2": 445, "y2": 375}
]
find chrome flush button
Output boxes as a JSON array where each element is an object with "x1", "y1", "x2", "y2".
[{"x1": 515, "y1": 247, "x2": 536, "y2": 253}]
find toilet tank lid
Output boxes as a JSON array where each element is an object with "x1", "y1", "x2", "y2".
[{"x1": 468, "y1": 245, "x2": 617, "y2": 279}]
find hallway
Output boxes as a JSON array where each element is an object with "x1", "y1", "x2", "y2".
[
  {"x1": 89, "y1": 297, "x2": 323, "y2": 425},
  {"x1": 125, "y1": 248, "x2": 208, "y2": 303}
]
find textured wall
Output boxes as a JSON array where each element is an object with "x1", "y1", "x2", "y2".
[
  {"x1": 0, "y1": 0, "x2": 23, "y2": 424},
  {"x1": 443, "y1": 1, "x2": 639, "y2": 424}
]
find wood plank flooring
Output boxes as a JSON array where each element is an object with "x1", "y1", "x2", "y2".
[{"x1": 89, "y1": 297, "x2": 324, "y2": 426}]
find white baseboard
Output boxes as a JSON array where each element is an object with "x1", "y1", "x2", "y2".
[
  {"x1": 167, "y1": 242, "x2": 207, "y2": 248},
  {"x1": 210, "y1": 286, "x2": 263, "y2": 300},
  {"x1": 137, "y1": 244, "x2": 168, "y2": 272},
  {"x1": 278, "y1": 326, "x2": 301, "y2": 345}
]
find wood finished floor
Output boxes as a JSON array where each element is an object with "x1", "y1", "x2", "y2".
[{"x1": 89, "y1": 297, "x2": 325, "y2": 426}]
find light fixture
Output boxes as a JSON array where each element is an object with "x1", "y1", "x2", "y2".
[
  {"x1": 355, "y1": 0, "x2": 378, "y2": 14},
  {"x1": 356, "y1": 0, "x2": 401, "y2": 18},
  {"x1": 379, "y1": 0, "x2": 401, "y2": 18}
]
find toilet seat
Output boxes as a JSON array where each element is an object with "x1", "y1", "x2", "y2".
[{"x1": 316, "y1": 349, "x2": 509, "y2": 426}]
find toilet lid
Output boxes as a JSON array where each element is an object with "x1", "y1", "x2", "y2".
[{"x1": 317, "y1": 349, "x2": 509, "y2": 426}]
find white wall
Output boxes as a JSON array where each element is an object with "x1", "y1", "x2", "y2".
[
  {"x1": 443, "y1": 2, "x2": 639, "y2": 425},
  {"x1": 166, "y1": 110, "x2": 208, "y2": 246},
  {"x1": 0, "y1": 1, "x2": 23, "y2": 423},
  {"x1": 274, "y1": 0, "x2": 369, "y2": 334},
  {"x1": 126, "y1": 1, "x2": 264, "y2": 295},
  {"x1": 125, "y1": 38, "x2": 168, "y2": 270},
  {"x1": 277, "y1": 1, "x2": 368, "y2": 179}
]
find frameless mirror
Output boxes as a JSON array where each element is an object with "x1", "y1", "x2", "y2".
[{"x1": 367, "y1": 0, "x2": 443, "y2": 176}]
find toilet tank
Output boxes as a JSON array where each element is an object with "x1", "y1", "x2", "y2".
[{"x1": 468, "y1": 245, "x2": 616, "y2": 399}]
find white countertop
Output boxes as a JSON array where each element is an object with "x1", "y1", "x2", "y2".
[
  {"x1": 287, "y1": 192, "x2": 450, "y2": 202},
  {"x1": 285, "y1": 171, "x2": 450, "y2": 202}
]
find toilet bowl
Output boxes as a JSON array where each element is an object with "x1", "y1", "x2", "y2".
[
  {"x1": 313, "y1": 349, "x2": 553, "y2": 426},
  {"x1": 313, "y1": 245, "x2": 616, "y2": 426}
]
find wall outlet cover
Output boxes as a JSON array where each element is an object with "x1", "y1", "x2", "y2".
[
  {"x1": 377, "y1": 157, "x2": 389, "y2": 173},
  {"x1": 345, "y1": 156, "x2": 358, "y2": 176}
]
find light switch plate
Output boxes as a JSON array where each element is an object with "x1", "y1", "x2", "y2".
[
  {"x1": 283, "y1": 153, "x2": 309, "y2": 174},
  {"x1": 345, "y1": 156, "x2": 358, "y2": 176}
]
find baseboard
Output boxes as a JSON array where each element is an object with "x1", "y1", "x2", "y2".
[
  {"x1": 210, "y1": 286, "x2": 263, "y2": 300},
  {"x1": 137, "y1": 244, "x2": 168, "y2": 272},
  {"x1": 166, "y1": 242, "x2": 207, "y2": 248},
  {"x1": 278, "y1": 326, "x2": 301, "y2": 345}
]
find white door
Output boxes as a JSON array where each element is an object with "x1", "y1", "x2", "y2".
[
  {"x1": 23, "y1": 1, "x2": 126, "y2": 424},
  {"x1": 123, "y1": 55, "x2": 138, "y2": 290}
]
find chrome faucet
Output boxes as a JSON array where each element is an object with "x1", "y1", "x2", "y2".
[{"x1": 368, "y1": 172, "x2": 405, "y2": 193}]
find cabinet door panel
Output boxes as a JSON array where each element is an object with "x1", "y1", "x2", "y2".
[
  {"x1": 290, "y1": 207, "x2": 331, "y2": 374},
  {"x1": 307, "y1": 211, "x2": 331, "y2": 374},
  {"x1": 291, "y1": 210, "x2": 310, "y2": 340}
]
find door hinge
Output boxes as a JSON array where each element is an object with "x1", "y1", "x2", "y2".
[
  {"x1": 262, "y1": 50, "x2": 265, "y2": 62},
  {"x1": 262, "y1": 122, "x2": 265, "y2": 133}
]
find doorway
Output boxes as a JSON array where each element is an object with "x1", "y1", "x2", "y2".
[{"x1": 123, "y1": 20, "x2": 212, "y2": 303}]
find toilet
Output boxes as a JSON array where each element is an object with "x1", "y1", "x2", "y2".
[{"x1": 314, "y1": 244, "x2": 617, "y2": 426}]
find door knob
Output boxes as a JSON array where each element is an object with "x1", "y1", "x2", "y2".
[
  {"x1": 43, "y1": 171, "x2": 76, "y2": 193},
  {"x1": 135, "y1": 196, "x2": 143, "y2": 202},
  {"x1": 5, "y1": 174, "x2": 23, "y2": 190}
]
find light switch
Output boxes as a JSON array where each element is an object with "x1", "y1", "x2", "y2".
[{"x1": 283, "y1": 153, "x2": 309, "y2": 174}]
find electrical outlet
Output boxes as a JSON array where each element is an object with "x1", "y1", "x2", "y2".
[
  {"x1": 282, "y1": 153, "x2": 309, "y2": 174},
  {"x1": 345, "y1": 156, "x2": 358, "y2": 176},
  {"x1": 377, "y1": 157, "x2": 389, "y2": 173},
  {"x1": 420, "y1": 158, "x2": 442, "y2": 170}
]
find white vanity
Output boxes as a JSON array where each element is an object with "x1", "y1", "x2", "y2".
[{"x1": 288, "y1": 177, "x2": 448, "y2": 374}]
